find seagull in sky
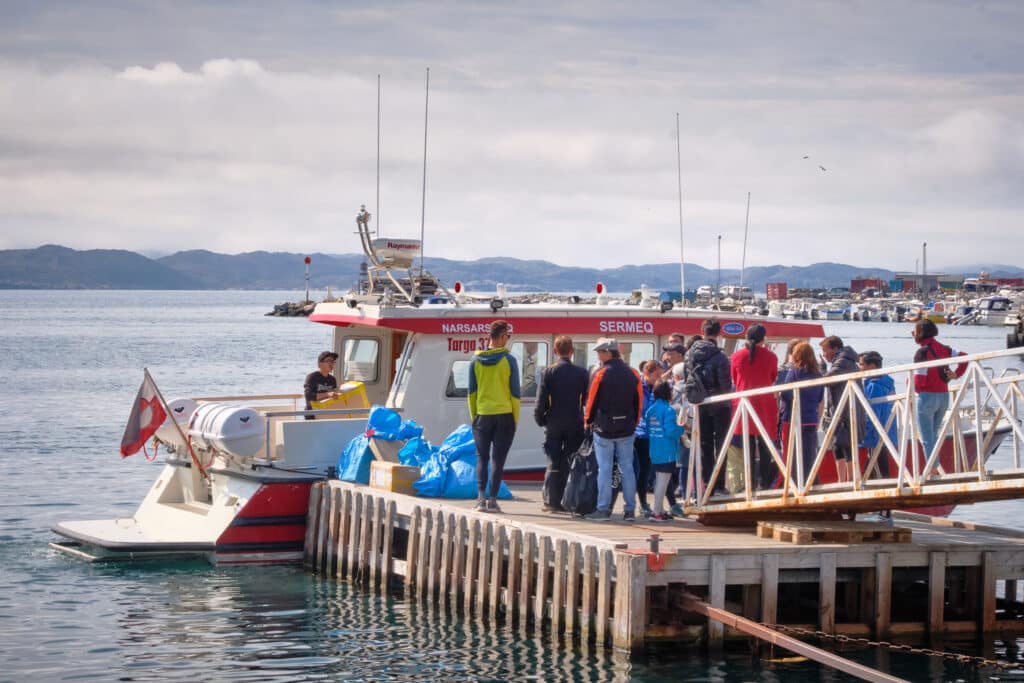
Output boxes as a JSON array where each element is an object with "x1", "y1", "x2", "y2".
[
  {"x1": 818, "y1": 164, "x2": 827, "y2": 172},
  {"x1": 802, "y1": 155, "x2": 809, "y2": 159}
]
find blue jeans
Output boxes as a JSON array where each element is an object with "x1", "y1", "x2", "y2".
[
  {"x1": 917, "y1": 391, "x2": 949, "y2": 459},
  {"x1": 593, "y1": 433, "x2": 636, "y2": 514}
]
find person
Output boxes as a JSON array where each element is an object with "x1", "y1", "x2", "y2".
[
  {"x1": 468, "y1": 320, "x2": 521, "y2": 513},
  {"x1": 634, "y1": 359, "x2": 665, "y2": 516},
  {"x1": 660, "y1": 342, "x2": 686, "y2": 374},
  {"x1": 819, "y1": 335, "x2": 861, "y2": 483},
  {"x1": 534, "y1": 335, "x2": 589, "y2": 513},
  {"x1": 304, "y1": 350, "x2": 340, "y2": 420},
  {"x1": 859, "y1": 351, "x2": 898, "y2": 480},
  {"x1": 775, "y1": 338, "x2": 803, "y2": 386},
  {"x1": 729, "y1": 324, "x2": 779, "y2": 490},
  {"x1": 684, "y1": 319, "x2": 733, "y2": 494},
  {"x1": 669, "y1": 361, "x2": 693, "y2": 513},
  {"x1": 912, "y1": 319, "x2": 967, "y2": 460},
  {"x1": 779, "y1": 342, "x2": 824, "y2": 485},
  {"x1": 645, "y1": 381, "x2": 684, "y2": 521},
  {"x1": 583, "y1": 337, "x2": 643, "y2": 522}
]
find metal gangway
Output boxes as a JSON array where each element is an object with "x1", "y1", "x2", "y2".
[{"x1": 684, "y1": 347, "x2": 1024, "y2": 524}]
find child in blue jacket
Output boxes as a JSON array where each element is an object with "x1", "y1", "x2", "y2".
[{"x1": 645, "y1": 381, "x2": 684, "y2": 521}]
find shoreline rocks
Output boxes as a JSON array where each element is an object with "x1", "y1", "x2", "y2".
[{"x1": 266, "y1": 301, "x2": 316, "y2": 317}]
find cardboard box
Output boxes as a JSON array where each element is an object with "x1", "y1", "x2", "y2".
[
  {"x1": 368, "y1": 438, "x2": 404, "y2": 463},
  {"x1": 369, "y1": 461, "x2": 420, "y2": 495}
]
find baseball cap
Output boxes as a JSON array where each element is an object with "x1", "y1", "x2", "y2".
[
  {"x1": 318, "y1": 350, "x2": 339, "y2": 362},
  {"x1": 594, "y1": 337, "x2": 618, "y2": 352}
]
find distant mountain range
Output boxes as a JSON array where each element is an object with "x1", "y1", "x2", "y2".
[{"x1": 1, "y1": 244, "x2": 1021, "y2": 292}]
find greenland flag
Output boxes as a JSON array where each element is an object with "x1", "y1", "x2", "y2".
[{"x1": 120, "y1": 371, "x2": 168, "y2": 457}]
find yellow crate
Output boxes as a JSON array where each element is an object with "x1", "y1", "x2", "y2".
[
  {"x1": 311, "y1": 381, "x2": 369, "y2": 417},
  {"x1": 369, "y1": 461, "x2": 421, "y2": 496}
]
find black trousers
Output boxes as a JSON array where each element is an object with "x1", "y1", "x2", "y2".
[
  {"x1": 633, "y1": 437, "x2": 651, "y2": 507},
  {"x1": 541, "y1": 424, "x2": 585, "y2": 507},
  {"x1": 699, "y1": 406, "x2": 731, "y2": 492},
  {"x1": 473, "y1": 413, "x2": 516, "y2": 498}
]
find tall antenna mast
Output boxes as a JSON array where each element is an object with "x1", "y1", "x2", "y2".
[
  {"x1": 740, "y1": 191, "x2": 750, "y2": 292},
  {"x1": 676, "y1": 113, "x2": 686, "y2": 303},
  {"x1": 376, "y1": 74, "x2": 381, "y2": 236},
  {"x1": 419, "y1": 67, "x2": 430, "y2": 271}
]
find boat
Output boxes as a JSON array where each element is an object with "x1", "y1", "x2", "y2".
[{"x1": 976, "y1": 295, "x2": 1015, "y2": 327}]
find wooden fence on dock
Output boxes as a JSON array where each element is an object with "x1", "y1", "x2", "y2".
[{"x1": 303, "y1": 481, "x2": 637, "y2": 647}]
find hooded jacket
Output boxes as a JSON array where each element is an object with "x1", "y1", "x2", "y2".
[
  {"x1": 862, "y1": 373, "x2": 897, "y2": 449},
  {"x1": 468, "y1": 347, "x2": 521, "y2": 422},
  {"x1": 644, "y1": 398, "x2": 684, "y2": 465},
  {"x1": 822, "y1": 345, "x2": 862, "y2": 443}
]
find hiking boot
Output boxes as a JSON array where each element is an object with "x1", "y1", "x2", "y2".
[
  {"x1": 584, "y1": 509, "x2": 611, "y2": 522},
  {"x1": 622, "y1": 510, "x2": 636, "y2": 521},
  {"x1": 473, "y1": 498, "x2": 488, "y2": 512},
  {"x1": 650, "y1": 512, "x2": 672, "y2": 522},
  {"x1": 486, "y1": 498, "x2": 502, "y2": 513}
]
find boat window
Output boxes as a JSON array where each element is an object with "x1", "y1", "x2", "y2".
[
  {"x1": 446, "y1": 360, "x2": 472, "y2": 398},
  {"x1": 510, "y1": 341, "x2": 549, "y2": 400},
  {"x1": 389, "y1": 337, "x2": 416, "y2": 407},
  {"x1": 342, "y1": 338, "x2": 380, "y2": 383},
  {"x1": 575, "y1": 341, "x2": 655, "y2": 373}
]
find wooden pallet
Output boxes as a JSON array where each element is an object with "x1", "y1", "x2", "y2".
[{"x1": 756, "y1": 520, "x2": 912, "y2": 545}]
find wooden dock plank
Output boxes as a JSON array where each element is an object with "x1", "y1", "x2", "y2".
[
  {"x1": 476, "y1": 521, "x2": 493, "y2": 618},
  {"x1": 708, "y1": 554, "x2": 726, "y2": 647},
  {"x1": 465, "y1": 518, "x2": 480, "y2": 608},
  {"x1": 761, "y1": 553, "x2": 779, "y2": 624},
  {"x1": 303, "y1": 483, "x2": 322, "y2": 570},
  {"x1": 535, "y1": 535, "x2": 551, "y2": 625},
  {"x1": 875, "y1": 552, "x2": 892, "y2": 638},
  {"x1": 506, "y1": 528, "x2": 522, "y2": 618},
  {"x1": 404, "y1": 505, "x2": 419, "y2": 590},
  {"x1": 581, "y1": 545, "x2": 596, "y2": 641},
  {"x1": 489, "y1": 524, "x2": 504, "y2": 618},
  {"x1": 520, "y1": 532, "x2": 536, "y2": 629},
  {"x1": 451, "y1": 516, "x2": 467, "y2": 607},
  {"x1": 820, "y1": 552, "x2": 836, "y2": 633},
  {"x1": 928, "y1": 551, "x2": 946, "y2": 632},
  {"x1": 551, "y1": 538, "x2": 567, "y2": 635},
  {"x1": 596, "y1": 548, "x2": 612, "y2": 646},
  {"x1": 439, "y1": 512, "x2": 455, "y2": 605},
  {"x1": 565, "y1": 542, "x2": 581, "y2": 635},
  {"x1": 380, "y1": 500, "x2": 396, "y2": 590}
]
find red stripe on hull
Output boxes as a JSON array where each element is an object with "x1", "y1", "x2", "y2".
[{"x1": 217, "y1": 524, "x2": 306, "y2": 545}]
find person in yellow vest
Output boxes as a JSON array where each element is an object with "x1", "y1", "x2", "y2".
[{"x1": 468, "y1": 320, "x2": 521, "y2": 512}]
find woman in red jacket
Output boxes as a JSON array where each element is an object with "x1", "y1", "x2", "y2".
[
  {"x1": 913, "y1": 320, "x2": 967, "y2": 460},
  {"x1": 730, "y1": 324, "x2": 779, "y2": 489}
]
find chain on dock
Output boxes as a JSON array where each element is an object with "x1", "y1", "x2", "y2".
[{"x1": 765, "y1": 623, "x2": 1024, "y2": 671}]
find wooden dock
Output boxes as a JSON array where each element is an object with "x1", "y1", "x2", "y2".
[{"x1": 304, "y1": 480, "x2": 1024, "y2": 651}]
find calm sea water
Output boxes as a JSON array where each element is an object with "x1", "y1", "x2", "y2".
[{"x1": 0, "y1": 290, "x2": 1021, "y2": 682}]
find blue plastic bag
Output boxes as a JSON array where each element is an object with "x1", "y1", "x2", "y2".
[
  {"x1": 366, "y1": 406, "x2": 424, "y2": 441},
  {"x1": 413, "y1": 424, "x2": 511, "y2": 499},
  {"x1": 337, "y1": 434, "x2": 373, "y2": 484},
  {"x1": 398, "y1": 436, "x2": 436, "y2": 467}
]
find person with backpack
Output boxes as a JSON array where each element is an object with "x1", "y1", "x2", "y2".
[
  {"x1": 645, "y1": 381, "x2": 684, "y2": 521},
  {"x1": 583, "y1": 337, "x2": 644, "y2": 522},
  {"x1": 534, "y1": 335, "x2": 589, "y2": 513},
  {"x1": 913, "y1": 320, "x2": 967, "y2": 460},
  {"x1": 683, "y1": 319, "x2": 733, "y2": 495}
]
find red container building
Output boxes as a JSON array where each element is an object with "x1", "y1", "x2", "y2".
[{"x1": 766, "y1": 282, "x2": 788, "y2": 300}]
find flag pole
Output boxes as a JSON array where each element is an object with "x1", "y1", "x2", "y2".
[{"x1": 145, "y1": 367, "x2": 208, "y2": 479}]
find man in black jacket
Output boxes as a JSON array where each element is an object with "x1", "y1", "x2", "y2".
[
  {"x1": 684, "y1": 320, "x2": 733, "y2": 494},
  {"x1": 820, "y1": 335, "x2": 861, "y2": 483},
  {"x1": 583, "y1": 337, "x2": 644, "y2": 521},
  {"x1": 534, "y1": 335, "x2": 590, "y2": 512}
]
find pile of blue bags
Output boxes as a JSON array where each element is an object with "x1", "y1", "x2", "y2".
[{"x1": 336, "y1": 406, "x2": 511, "y2": 500}]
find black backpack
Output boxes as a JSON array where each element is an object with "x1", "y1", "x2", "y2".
[{"x1": 684, "y1": 355, "x2": 718, "y2": 404}]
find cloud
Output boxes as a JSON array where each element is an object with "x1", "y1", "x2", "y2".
[{"x1": 0, "y1": 1, "x2": 1023, "y2": 271}]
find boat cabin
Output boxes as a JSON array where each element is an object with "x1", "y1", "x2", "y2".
[{"x1": 310, "y1": 300, "x2": 825, "y2": 477}]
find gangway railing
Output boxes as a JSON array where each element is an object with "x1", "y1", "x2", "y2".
[{"x1": 684, "y1": 346, "x2": 1024, "y2": 522}]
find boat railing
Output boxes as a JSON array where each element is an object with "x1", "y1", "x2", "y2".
[{"x1": 685, "y1": 346, "x2": 1024, "y2": 515}]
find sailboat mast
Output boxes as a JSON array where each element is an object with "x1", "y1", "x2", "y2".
[
  {"x1": 376, "y1": 74, "x2": 381, "y2": 236},
  {"x1": 419, "y1": 67, "x2": 430, "y2": 272},
  {"x1": 740, "y1": 191, "x2": 750, "y2": 292},
  {"x1": 676, "y1": 113, "x2": 685, "y2": 303}
]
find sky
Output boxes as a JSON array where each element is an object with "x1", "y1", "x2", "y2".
[{"x1": 1, "y1": 1, "x2": 1022, "y2": 271}]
